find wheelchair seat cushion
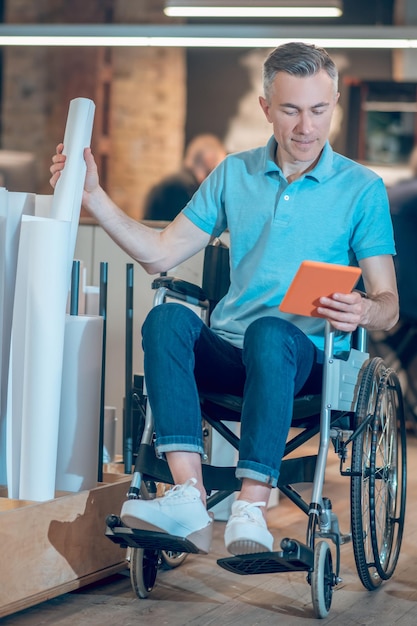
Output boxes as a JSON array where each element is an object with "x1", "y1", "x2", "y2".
[{"x1": 199, "y1": 391, "x2": 322, "y2": 427}]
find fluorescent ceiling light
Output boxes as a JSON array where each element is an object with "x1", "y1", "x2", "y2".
[
  {"x1": 164, "y1": 0, "x2": 343, "y2": 18},
  {"x1": 0, "y1": 24, "x2": 415, "y2": 49},
  {"x1": 0, "y1": 36, "x2": 412, "y2": 49}
]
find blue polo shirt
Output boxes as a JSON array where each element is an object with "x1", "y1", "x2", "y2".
[{"x1": 183, "y1": 136, "x2": 395, "y2": 353}]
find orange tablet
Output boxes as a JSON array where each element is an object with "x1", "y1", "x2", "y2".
[{"x1": 279, "y1": 260, "x2": 362, "y2": 317}]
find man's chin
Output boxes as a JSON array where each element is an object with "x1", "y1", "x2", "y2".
[{"x1": 292, "y1": 144, "x2": 322, "y2": 163}]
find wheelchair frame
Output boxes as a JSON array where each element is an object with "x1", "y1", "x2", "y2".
[{"x1": 106, "y1": 268, "x2": 407, "y2": 619}]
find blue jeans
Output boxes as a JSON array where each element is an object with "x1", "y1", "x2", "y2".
[{"x1": 142, "y1": 303, "x2": 323, "y2": 487}]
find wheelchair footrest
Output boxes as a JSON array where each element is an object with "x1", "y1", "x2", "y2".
[
  {"x1": 105, "y1": 523, "x2": 202, "y2": 554},
  {"x1": 217, "y1": 538, "x2": 314, "y2": 576}
]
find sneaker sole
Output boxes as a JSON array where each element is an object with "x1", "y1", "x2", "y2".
[
  {"x1": 227, "y1": 539, "x2": 272, "y2": 556},
  {"x1": 121, "y1": 510, "x2": 213, "y2": 554}
]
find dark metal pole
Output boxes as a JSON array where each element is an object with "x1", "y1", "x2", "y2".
[
  {"x1": 124, "y1": 263, "x2": 134, "y2": 474},
  {"x1": 70, "y1": 260, "x2": 80, "y2": 315},
  {"x1": 98, "y1": 261, "x2": 108, "y2": 482}
]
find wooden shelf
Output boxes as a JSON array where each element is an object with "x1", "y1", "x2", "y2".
[{"x1": 0, "y1": 472, "x2": 130, "y2": 619}]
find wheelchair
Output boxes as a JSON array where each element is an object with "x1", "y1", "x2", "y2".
[{"x1": 105, "y1": 242, "x2": 407, "y2": 619}]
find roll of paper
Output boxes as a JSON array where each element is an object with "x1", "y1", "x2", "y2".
[
  {"x1": 103, "y1": 406, "x2": 117, "y2": 464},
  {"x1": 0, "y1": 213, "x2": 5, "y2": 410},
  {"x1": 55, "y1": 315, "x2": 103, "y2": 492},
  {"x1": 51, "y1": 97, "x2": 95, "y2": 288},
  {"x1": 84, "y1": 284, "x2": 100, "y2": 315},
  {"x1": 6, "y1": 98, "x2": 95, "y2": 499},
  {"x1": 8, "y1": 216, "x2": 70, "y2": 501},
  {"x1": 0, "y1": 191, "x2": 35, "y2": 487},
  {"x1": 34, "y1": 194, "x2": 53, "y2": 218}
]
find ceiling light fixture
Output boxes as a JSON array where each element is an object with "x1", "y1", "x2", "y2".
[
  {"x1": 164, "y1": 0, "x2": 343, "y2": 19},
  {"x1": 0, "y1": 24, "x2": 415, "y2": 49}
]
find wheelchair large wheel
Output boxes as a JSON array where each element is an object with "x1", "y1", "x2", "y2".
[
  {"x1": 130, "y1": 547, "x2": 160, "y2": 599},
  {"x1": 350, "y1": 357, "x2": 406, "y2": 591},
  {"x1": 311, "y1": 541, "x2": 334, "y2": 619}
]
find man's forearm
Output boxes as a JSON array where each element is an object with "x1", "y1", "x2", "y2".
[
  {"x1": 83, "y1": 186, "x2": 165, "y2": 273},
  {"x1": 82, "y1": 186, "x2": 211, "y2": 275},
  {"x1": 360, "y1": 290, "x2": 399, "y2": 332}
]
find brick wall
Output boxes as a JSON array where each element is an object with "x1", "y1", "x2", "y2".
[{"x1": 1, "y1": 0, "x2": 186, "y2": 219}]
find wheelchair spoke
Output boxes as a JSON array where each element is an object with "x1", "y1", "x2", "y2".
[{"x1": 351, "y1": 358, "x2": 407, "y2": 590}]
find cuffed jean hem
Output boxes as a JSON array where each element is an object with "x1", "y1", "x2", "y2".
[
  {"x1": 155, "y1": 439, "x2": 205, "y2": 459},
  {"x1": 236, "y1": 461, "x2": 279, "y2": 488}
]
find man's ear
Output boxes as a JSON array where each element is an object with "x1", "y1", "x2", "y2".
[{"x1": 259, "y1": 96, "x2": 272, "y2": 123}]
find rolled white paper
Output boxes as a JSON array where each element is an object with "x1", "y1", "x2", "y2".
[
  {"x1": 5, "y1": 98, "x2": 96, "y2": 499},
  {"x1": 0, "y1": 191, "x2": 35, "y2": 487},
  {"x1": 0, "y1": 214, "x2": 5, "y2": 411},
  {"x1": 34, "y1": 194, "x2": 53, "y2": 218},
  {"x1": 103, "y1": 406, "x2": 117, "y2": 464},
  {"x1": 8, "y1": 216, "x2": 70, "y2": 501},
  {"x1": 51, "y1": 97, "x2": 95, "y2": 289},
  {"x1": 55, "y1": 314, "x2": 103, "y2": 492},
  {"x1": 84, "y1": 285, "x2": 100, "y2": 316}
]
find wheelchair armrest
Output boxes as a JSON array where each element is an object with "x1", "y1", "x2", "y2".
[{"x1": 151, "y1": 276, "x2": 207, "y2": 302}]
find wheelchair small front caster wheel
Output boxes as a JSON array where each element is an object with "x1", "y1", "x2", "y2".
[
  {"x1": 106, "y1": 514, "x2": 121, "y2": 528},
  {"x1": 160, "y1": 549, "x2": 188, "y2": 569},
  {"x1": 311, "y1": 541, "x2": 334, "y2": 618},
  {"x1": 130, "y1": 547, "x2": 160, "y2": 599}
]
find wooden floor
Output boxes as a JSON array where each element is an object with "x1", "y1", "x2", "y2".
[{"x1": 3, "y1": 434, "x2": 417, "y2": 625}]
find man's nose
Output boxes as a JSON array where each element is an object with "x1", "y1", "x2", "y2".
[{"x1": 296, "y1": 113, "x2": 313, "y2": 134}]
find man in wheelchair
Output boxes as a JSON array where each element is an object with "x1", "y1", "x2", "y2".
[{"x1": 51, "y1": 42, "x2": 398, "y2": 558}]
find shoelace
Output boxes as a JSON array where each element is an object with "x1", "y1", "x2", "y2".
[
  {"x1": 163, "y1": 477, "x2": 198, "y2": 500},
  {"x1": 234, "y1": 501, "x2": 266, "y2": 520}
]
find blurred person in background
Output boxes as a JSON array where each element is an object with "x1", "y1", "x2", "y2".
[{"x1": 143, "y1": 133, "x2": 227, "y2": 221}]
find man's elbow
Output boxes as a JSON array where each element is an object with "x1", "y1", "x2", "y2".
[
  {"x1": 384, "y1": 309, "x2": 399, "y2": 332},
  {"x1": 140, "y1": 259, "x2": 167, "y2": 275},
  {"x1": 383, "y1": 295, "x2": 400, "y2": 332}
]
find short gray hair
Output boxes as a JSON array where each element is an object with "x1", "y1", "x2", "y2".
[{"x1": 263, "y1": 41, "x2": 339, "y2": 101}]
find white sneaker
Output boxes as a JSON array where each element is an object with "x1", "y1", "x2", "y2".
[
  {"x1": 225, "y1": 500, "x2": 274, "y2": 555},
  {"x1": 120, "y1": 478, "x2": 213, "y2": 554}
]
